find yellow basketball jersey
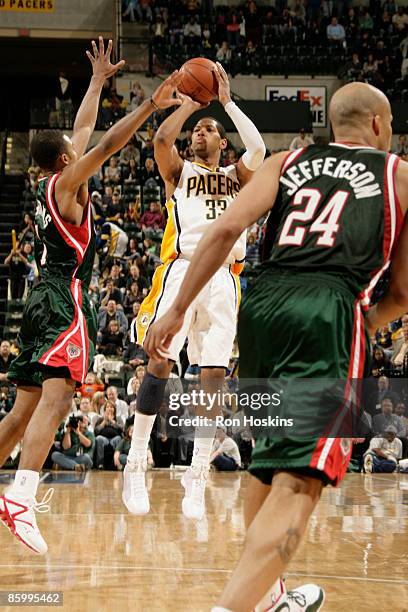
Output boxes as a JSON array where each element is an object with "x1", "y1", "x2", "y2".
[{"x1": 160, "y1": 160, "x2": 246, "y2": 272}]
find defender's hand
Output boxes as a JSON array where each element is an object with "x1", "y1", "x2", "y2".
[
  {"x1": 86, "y1": 36, "x2": 125, "y2": 81},
  {"x1": 144, "y1": 309, "x2": 185, "y2": 361},
  {"x1": 215, "y1": 62, "x2": 232, "y2": 106},
  {"x1": 151, "y1": 71, "x2": 183, "y2": 110}
]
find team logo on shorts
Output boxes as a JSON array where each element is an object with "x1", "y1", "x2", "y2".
[
  {"x1": 140, "y1": 313, "x2": 151, "y2": 327},
  {"x1": 66, "y1": 342, "x2": 82, "y2": 361},
  {"x1": 340, "y1": 438, "x2": 351, "y2": 458}
]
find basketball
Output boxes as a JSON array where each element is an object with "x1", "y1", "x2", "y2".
[{"x1": 178, "y1": 57, "x2": 219, "y2": 105}]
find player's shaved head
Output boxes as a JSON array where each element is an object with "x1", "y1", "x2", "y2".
[
  {"x1": 329, "y1": 82, "x2": 392, "y2": 151},
  {"x1": 329, "y1": 82, "x2": 390, "y2": 130}
]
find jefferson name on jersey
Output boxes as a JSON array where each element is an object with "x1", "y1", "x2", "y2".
[
  {"x1": 280, "y1": 154, "x2": 382, "y2": 199},
  {"x1": 186, "y1": 172, "x2": 240, "y2": 199}
]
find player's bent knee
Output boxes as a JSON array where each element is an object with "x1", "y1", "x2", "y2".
[{"x1": 136, "y1": 372, "x2": 168, "y2": 416}]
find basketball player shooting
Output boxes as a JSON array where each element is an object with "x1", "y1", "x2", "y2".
[
  {"x1": 122, "y1": 62, "x2": 265, "y2": 520},
  {"x1": 145, "y1": 82, "x2": 408, "y2": 611},
  {"x1": 0, "y1": 38, "x2": 181, "y2": 555}
]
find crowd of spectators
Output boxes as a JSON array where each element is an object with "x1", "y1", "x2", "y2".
[{"x1": 121, "y1": 0, "x2": 408, "y2": 84}]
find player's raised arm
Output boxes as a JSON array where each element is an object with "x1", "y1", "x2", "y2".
[
  {"x1": 144, "y1": 151, "x2": 288, "y2": 360},
  {"x1": 214, "y1": 62, "x2": 265, "y2": 186},
  {"x1": 56, "y1": 72, "x2": 181, "y2": 206},
  {"x1": 154, "y1": 93, "x2": 202, "y2": 190},
  {"x1": 71, "y1": 37, "x2": 125, "y2": 159}
]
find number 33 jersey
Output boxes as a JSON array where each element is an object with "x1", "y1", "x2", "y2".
[
  {"x1": 160, "y1": 160, "x2": 246, "y2": 272},
  {"x1": 264, "y1": 144, "x2": 404, "y2": 300}
]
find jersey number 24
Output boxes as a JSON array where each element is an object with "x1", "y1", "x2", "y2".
[{"x1": 278, "y1": 188, "x2": 349, "y2": 247}]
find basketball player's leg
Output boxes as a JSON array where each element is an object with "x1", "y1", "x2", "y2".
[
  {"x1": 215, "y1": 471, "x2": 322, "y2": 612},
  {"x1": 0, "y1": 385, "x2": 42, "y2": 467},
  {"x1": 0, "y1": 377, "x2": 75, "y2": 555},
  {"x1": 124, "y1": 260, "x2": 194, "y2": 514}
]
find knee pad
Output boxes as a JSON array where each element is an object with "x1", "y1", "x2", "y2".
[{"x1": 136, "y1": 372, "x2": 168, "y2": 416}]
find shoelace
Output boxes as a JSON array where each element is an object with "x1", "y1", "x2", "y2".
[
  {"x1": 287, "y1": 590, "x2": 307, "y2": 607},
  {"x1": 33, "y1": 488, "x2": 54, "y2": 514}
]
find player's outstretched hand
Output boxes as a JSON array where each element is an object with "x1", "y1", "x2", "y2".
[
  {"x1": 152, "y1": 71, "x2": 183, "y2": 110},
  {"x1": 214, "y1": 62, "x2": 232, "y2": 106},
  {"x1": 86, "y1": 36, "x2": 125, "y2": 80},
  {"x1": 144, "y1": 309, "x2": 185, "y2": 362}
]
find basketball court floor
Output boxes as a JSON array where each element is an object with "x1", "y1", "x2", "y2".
[{"x1": 0, "y1": 470, "x2": 406, "y2": 612}]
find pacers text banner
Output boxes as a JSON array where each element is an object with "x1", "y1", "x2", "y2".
[{"x1": 0, "y1": 0, "x2": 54, "y2": 11}]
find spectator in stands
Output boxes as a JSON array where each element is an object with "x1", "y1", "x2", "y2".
[
  {"x1": 289, "y1": 128, "x2": 314, "y2": 151},
  {"x1": 122, "y1": 0, "x2": 139, "y2": 22},
  {"x1": 291, "y1": 0, "x2": 306, "y2": 26},
  {"x1": 396, "y1": 135, "x2": 408, "y2": 157},
  {"x1": 210, "y1": 426, "x2": 241, "y2": 471},
  {"x1": 216, "y1": 41, "x2": 232, "y2": 72},
  {"x1": 226, "y1": 10, "x2": 241, "y2": 47},
  {"x1": 360, "y1": 9, "x2": 374, "y2": 31},
  {"x1": 102, "y1": 185, "x2": 113, "y2": 210},
  {"x1": 327, "y1": 17, "x2": 346, "y2": 45},
  {"x1": 123, "y1": 336, "x2": 146, "y2": 370},
  {"x1": 371, "y1": 345, "x2": 391, "y2": 377},
  {"x1": 141, "y1": 139, "x2": 154, "y2": 164},
  {"x1": 364, "y1": 426, "x2": 402, "y2": 473},
  {"x1": 18, "y1": 213, "x2": 35, "y2": 244},
  {"x1": 104, "y1": 157, "x2": 121, "y2": 187},
  {"x1": 94, "y1": 401, "x2": 123, "y2": 468},
  {"x1": 52, "y1": 415, "x2": 95, "y2": 472},
  {"x1": 77, "y1": 372, "x2": 105, "y2": 400},
  {"x1": 139, "y1": 157, "x2": 161, "y2": 186},
  {"x1": 245, "y1": 0, "x2": 261, "y2": 44},
  {"x1": 107, "y1": 385, "x2": 129, "y2": 425},
  {"x1": 123, "y1": 283, "x2": 142, "y2": 318},
  {"x1": 375, "y1": 324, "x2": 393, "y2": 349},
  {"x1": 391, "y1": 314, "x2": 408, "y2": 370},
  {"x1": 4, "y1": 247, "x2": 29, "y2": 299},
  {"x1": 392, "y1": 6, "x2": 408, "y2": 33},
  {"x1": 242, "y1": 40, "x2": 260, "y2": 75},
  {"x1": 341, "y1": 52, "x2": 363, "y2": 82},
  {"x1": 183, "y1": 15, "x2": 201, "y2": 42},
  {"x1": 114, "y1": 425, "x2": 134, "y2": 470},
  {"x1": 120, "y1": 141, "x2": 140, "y2": 168},
  {"x1": 372, "y1": 396, "x2": 405, "y2": 437},
  {"x1": 100, "y1": 278, "x2": 124, "y2": 307},
  {"x1": 22, "y1": 242, "x2": 36, "y2": 288},
  {"x1": 100, "y1": 320, "x2": 124, "y2": 357},
  {"x1": 126, "y1": 263, "x2": 148, "y2": 292},
  {"x1": 363, "y1": 53, "x2": 379, "y2": 81},
  {"x1": 109, "y1": 263, "x2": 126, "y2": 290},
  {"x1": 395, "y1": 402, "x2": 408, "y2": 433},
  {"x1": 123, "y1": 159, "x2": 139, "y2": 185},
  {"x1": 77, "y1": 396, "x2": 100, "y2": 429},
  {"x1": 140, "y1": 200, "x2": 165, "y2": 234},
  {"x1": 0, "y1": 340, "x2": 14, "y2": 383},
  {"x1": 97, "y1": 299, "x2": 128, "y2": 339},
  {"x1": 0, "y1": 384, "x2": 14, "y2": 415},
  {"x1": 91, "y1": 391, "x2": 106, "y2": 417},
  {"x1": 366, "y1": 375, "x2": 400, "y2": 417}
]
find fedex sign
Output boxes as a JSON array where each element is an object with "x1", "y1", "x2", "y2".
[{"x1": 265, "y1": 86, "x2": 327, "y2": 128}]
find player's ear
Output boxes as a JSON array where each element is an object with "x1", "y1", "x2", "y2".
[
  {"x1": 372, "y1": 114, "x2": 381, "y2": 137},
  {"x1": 219, "y1": 138, "x2": 228, "y2": 151},
  {"x1": 60, "y1": 152, "x2": 70, "y2": 166}
]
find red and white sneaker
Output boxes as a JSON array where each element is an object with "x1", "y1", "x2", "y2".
[
  {"x1": 255, "y1": 579, "x2": 325, "y2": 611},
  {"x1": 0, "y1": 488, "x2": 54, "y2": 555}
]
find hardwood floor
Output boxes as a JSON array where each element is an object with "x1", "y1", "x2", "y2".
[{"x1": 0, "y1": 470, "x2": 407, "y2": 611}]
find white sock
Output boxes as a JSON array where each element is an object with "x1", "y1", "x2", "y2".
[
  {"x1": 211, "y1": 608, "x2": 233, "y2": 612},
  {"x1": 10, "y1": 470, "x2": 40, "y2": 500},
  {"x1": 255, "y1": 578, "x2": 286, "y2": 612},
  {"x1": 128, "y1": 412, "x2": 156, "y2": 462},
  {"x1": 191, "y1": 420, "x2": 217, "y2": 469}
]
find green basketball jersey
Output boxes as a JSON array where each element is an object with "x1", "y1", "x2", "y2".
[
  {"x1": 263, "y1": 143, "x2": 403, "y2": 299},
  {"x1": 34, "y1": 173, "x2": 95, "y2": 287}
]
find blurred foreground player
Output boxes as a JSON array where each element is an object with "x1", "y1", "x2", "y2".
[
  {"x1": 123, "y1": 63, "x2": 265, "y2": 519},
  {"x1": 0, "y1": 38, "x2": 181, "y2": 555},
  {"x1": 145, "y1": 82, "x2": 408, "y2": 610}
]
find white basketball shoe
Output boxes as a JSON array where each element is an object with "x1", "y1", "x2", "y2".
[
  {"x1": 269, "y1": 583, "x2": 325, "y2": 611},
  {"x1": 181, "y1": 465, "x2": 208, "y2": 520},
  {"x1": 122, "y1": 457, "x2": 150, "y2": 515},
  {"x1": 0, "y1": 488, "x2": 54, "y2": 555}
]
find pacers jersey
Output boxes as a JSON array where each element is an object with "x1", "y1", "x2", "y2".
[
  {"x1": 34, "y1": 173, "x2": 95, "y2": 288},
  {"x1": 263, "y1": 143, "x2": 404, "y2": 301},
  {"x1": 160, "y1": 160, "x2": 246, "y2": 273}
]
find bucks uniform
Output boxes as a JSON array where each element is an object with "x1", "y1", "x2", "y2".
[
  {"x1": 8, "y1": 173, "x2": 97, "y2": 386},
  {"x1": 137, "y1": 160, "x2": 245, "y2": 367},
  {"x1": 239, "y1": 143, "x2": 403, "y2": 485}
]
